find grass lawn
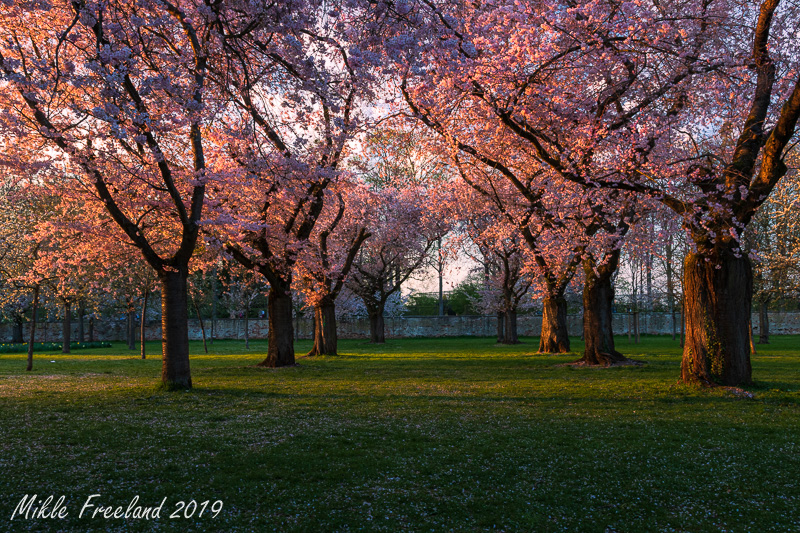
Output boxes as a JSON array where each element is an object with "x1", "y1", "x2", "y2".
[{"x1": 0, "y1": 335, "x2": 798, "y2": 532}]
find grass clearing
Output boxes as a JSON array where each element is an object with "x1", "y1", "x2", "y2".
[{"x1": 0, "y1": 336, "x2": 798, "y2": 532}]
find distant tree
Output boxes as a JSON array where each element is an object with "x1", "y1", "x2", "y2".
[
  {"x1": 219, "y1": 264, "x2": 266, "y2": 351},
  {"x1": 209, "y1": 1, "x2": 377, "y2": 368},
  {"x1": 296, "y1": 184, "x2": 372, "y2": 356},
  {"x1": 0, "y1": 184, "x2": 56, "y2": 370},
  {"x1": 347, "y1": 187, "x2": 447, "y2": 343},
  {"x1": 746, "y1": 164, "x2": 800, "y2": 343},
  {"x1": 405, "y1": 293, "x2": 440, "y2": 316},
  {"x1": 448, "y1": 280, "x2": 481, "y2": 316}
]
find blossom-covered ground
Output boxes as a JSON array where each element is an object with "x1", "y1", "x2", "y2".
[{"x1": 0, "y1": 336, "x2": 798, "y2": 532}]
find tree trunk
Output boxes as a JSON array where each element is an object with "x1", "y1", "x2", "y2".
[
  {"x1": 627, "y1": 310, "x2": 632, "y2": 343},
  {"x1": 191, "y1": 295, "x2": 208, "y2": 354},
  {"x1": 496, "y1": 311, "x2": 505, "y2": 343},
  {"x1": 502, "y1": 309, "x2": 519, "y2": 344},
  {"x1": 539, "y1": 296, "x2": 570, "y2": 353},
  {"x1": 141, "y1": 290, "x2": 149, "y2": 359},
  {"x1": 368, "y1": 307, "x2": 386, "y2": 344},
  {"x1": 259, "y1": 284, "x2": 295, "y2": 367},
  {"x1": 244, "y1": 307, "x2": 250, "y2": 350},
  {"x1": 210, "y1": 268, "x2": 217, "y2": 345},
  {"x1": 77, "y1": 301, "x2": 85, "y2": 343},
  {"x1": 88, "y1": 316, "x2": 94, "y2": 343},
  {"x1": 670, "y1": 300, "x2": 677, "y2": 341},
  {"x1": 127, "y1": 307, "x2": 136, "y2": 350},
  {"x1": 680, "y1": 294, "x2": 685, "y2": 348},
  {"x1": 438, "y1": 269, "x2": 444, "y2": 316},
  {"x1": 681, "y1": 249, "x2": 752, "y2": 386},
  {"x1": 579, "y1": 255, "x2": 628, "y2": 365},
  {"x1": 666, "y1": 252, "x2": 677, "y2": 341},
  {"x1": 758, "y1": 299, "x2": 770, "y2": 344},
  {"x1": 12, "y1": 316, "x2": 24, "y2": 344},
  {"x1": 438, "y1": 238, "x2": 444, "y2": 316},
  {"x1": 62, "y1": 300, "x2": 71, "y2": 354},
  {"x1": 646, "y1": 255, "x2": 653, "y2": 309},
  {"x1": 308, "y1": 297, "x2": 338, "y2": 356},
  {"x1": 27, "y1": 287, "x2": 39, "y2": 372},
  {"x1": 159, "y1": 270, "x2": 192, "y2": 389}
]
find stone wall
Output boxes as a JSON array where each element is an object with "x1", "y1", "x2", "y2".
[{"x1": 2, "y1": 312, "x2": 800, "y2": 342}]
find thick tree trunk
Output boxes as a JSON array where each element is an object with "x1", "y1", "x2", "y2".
[
  {"x1": 77, "y1": 301, "x2": 85, "y2": 343},
  {"x1": 681, "y1": 249, "x2": 752, "y2": 386},
  {"x1": 62, "y1": 300, "x2": 71, "y2": 354},
  {"x1": 539, "y1": 296, "x2": 570, "y2": 353},
  {"x1": 159, "y1": 270, "x2": 192, "y2": 389},
  {"x1": 88, "y1": 316, "x2": 94, "y2": 343},
  {"x1": 259, "y1": 285, "x2": 295, "y2": 367},
  {"x1": 579, "y1": 255, "x2": 628, "y2": 365},
  {"x1": 496, "y1": 311, "x2": 505, "y2": 343},
  {"x1": 758, "y1": 299, "x2": 769, "y2": 344},
  {"x1": 308, "y1": 297, "x2": 338, "y2": 356},
  {"x1": 502, "y1": 309, "x2": 519, "y2": 344},
  {"x1": 27, "y1": 287, "x2": 39, "y2": 372},
  {"x1": 141, "y1": 290, "x2": 149, "y2": 359},
  {"x1": 369, "y1": 307, "x2": 386, "y2": 344}
]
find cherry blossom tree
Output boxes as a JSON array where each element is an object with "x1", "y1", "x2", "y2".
[
  {"x1": 577, "y1": 200, "x2": 642, "y2": 365},
  {"x1": 205, "y1": 0, "x2": 376, "y2": 367},
  {"x1": 445, "y1": 152, "x2": 634, "y2": 358},
  {"x1": 101, "y1": 256, "x2": 159, "y2": 355},
  {"x1": 0, "y1": 0, "x2": 224, "y2": 389},
  {"x1": 217, "y1": 263, "x2": 266, "y2": 350},
  {"x1": 0, "y1": 184, "x2": 37, "y2": 344},
  {"x1": 388, "y1": 0, "x2": 800, "y2": 385},
  {"x1": 296, "y1": 182, "x2": 372, "y2": 356},
  {"x1": 31, "y1": 201, "x2": 113, "y2": 354},
  {"x1": 444, "y1": 182, "x2": 533, "y2": 344},
  {"x1": 482, "y1": 240, "x2": 532, "y2": 345},
  {"x1": 0, "y1": 184, "x2": 53, "y2": 370},
  {"x1": 347, "y1": 186, "x2": 448, "y2": 343}
]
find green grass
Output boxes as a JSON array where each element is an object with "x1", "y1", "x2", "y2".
[{"x1": 0, "y1": 336, "x2": 798, "y2": 532}]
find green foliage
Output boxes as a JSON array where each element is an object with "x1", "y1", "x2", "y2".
[
  {"x1": 448, "y1": 281, "x2": 480, "y2": 315},
  {"x1": 354, "y1": 127, "x2": 450, "y2": 189},
  {"x1": 0, "y1": 341, "x2": 112, "y2": 353},
  {"x1": 0, "y1": 337, "x2": 799, "y2": 532},
  {"x1": 405, "y1": 293, "x2": 440, "y2": 315},
  {"x1": 405, "y1": 282, "x2": 481, "y2": 315}
]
